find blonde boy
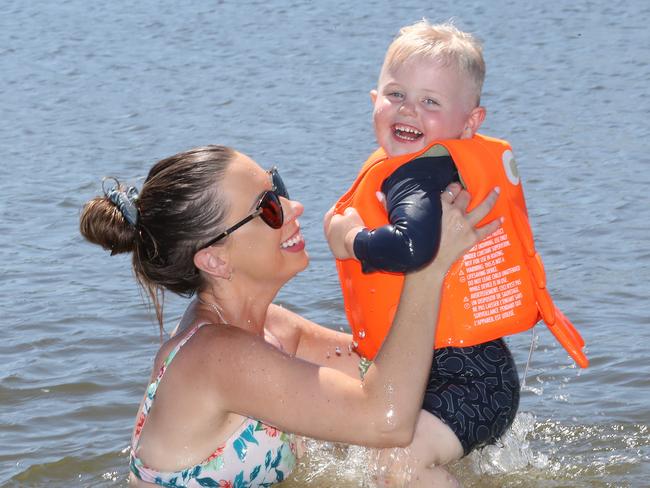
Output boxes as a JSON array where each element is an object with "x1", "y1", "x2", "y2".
[{"x1": 326, "y1": 21, "x2": 519, "y2": 487}]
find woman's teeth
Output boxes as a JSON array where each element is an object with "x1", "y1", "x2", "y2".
[
  {"x1": 281, "y1": 232, "x2": 304, "y2": 249},
  {"x1": 394, "y1": 125, "x2": 423, "y2": 141}
]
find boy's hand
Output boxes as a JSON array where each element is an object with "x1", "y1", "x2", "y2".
[{"x1": 323, "y1": 206, "x2": 365, "y2": 260}]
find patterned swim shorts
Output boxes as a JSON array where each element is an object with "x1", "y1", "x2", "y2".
[{"x1": 422, "y1": 338, "x2": 520, "y2": 455}]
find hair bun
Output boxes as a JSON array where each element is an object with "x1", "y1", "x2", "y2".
[{"x1": 80, "y1": 196, "x2": 137, "y2": 255}]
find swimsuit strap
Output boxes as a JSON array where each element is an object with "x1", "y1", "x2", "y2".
[{"x1": 132, "y1": 323, "x2": 209, "y2": 447}]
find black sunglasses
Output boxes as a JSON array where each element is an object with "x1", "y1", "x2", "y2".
[{"x1": 202, "y1": 167, "x2": 289, "y2": 248}]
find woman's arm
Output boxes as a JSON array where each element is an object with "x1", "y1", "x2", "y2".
[
  {"x1": 208, "y1": 186, "x2": 500, "y2": 448},
  {"x1": 264, "y1": 303, "x2": 360, "y2": 378}
]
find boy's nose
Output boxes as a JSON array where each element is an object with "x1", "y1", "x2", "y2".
[{"x1": 398, "y1": 99, "x2": 416, "y2": 115}]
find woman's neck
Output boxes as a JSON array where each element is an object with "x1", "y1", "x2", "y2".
[{"x1": 196, "y1": 279, "x2": 279, "y2": 336}]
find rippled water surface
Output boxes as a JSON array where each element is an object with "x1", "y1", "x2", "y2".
[{"x1": 1, "y1": 0, "x2": 649, "y2": 486}]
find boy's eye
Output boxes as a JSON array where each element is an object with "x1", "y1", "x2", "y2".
[
  {"x1": 388, "y1": 92, "x2": 404, "y2": 100},
  {"x1": 423, "y1": 98, "x2": 440, "y2": 106}
]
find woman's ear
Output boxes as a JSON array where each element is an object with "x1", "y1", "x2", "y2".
[{"x1": 194, "y1": 247, "x2": 231, "y2": 280}]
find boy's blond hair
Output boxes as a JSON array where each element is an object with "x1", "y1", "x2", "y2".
[{"x1": 381, "y1": 20, "x2": 486, "y2": 107}]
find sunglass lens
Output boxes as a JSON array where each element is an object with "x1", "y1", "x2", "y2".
[
  {"x1": 270, "y1": 168, "x2": 289, "y2": 199},
  {"x1": 259, "y1": 191, "x2": 283, "y2": 229}
]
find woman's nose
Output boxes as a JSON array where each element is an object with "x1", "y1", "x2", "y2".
[{"x1": 282, "y1": 197, "x2": 304, "y2": 223}]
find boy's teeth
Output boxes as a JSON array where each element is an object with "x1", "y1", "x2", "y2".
[
  {"x1": 395, "y1": 125, "x2": 422, "y2": 135},
  {"x1": 281, "y1": 232, "x2": 303, "y2": 249},
  {"x1": 394, "y1": 125, "x2": 423, "y2": 141}
]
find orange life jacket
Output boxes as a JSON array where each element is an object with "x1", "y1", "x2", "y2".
[{"x1": 334, "y1": 134, "x2": 588, "y2": 368}]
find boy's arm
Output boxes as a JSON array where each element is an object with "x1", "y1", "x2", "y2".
[{"x1": 354, "y1": 155, "x2": 459, "y2": 273}]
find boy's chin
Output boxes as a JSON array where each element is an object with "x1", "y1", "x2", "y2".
[{"x1": 385, "y1": 141, "x2": 427, "y2": 158}]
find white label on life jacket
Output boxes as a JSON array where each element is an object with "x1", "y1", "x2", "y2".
[{"x1": 503, "y1": 150, "x2": 520, "y2": 186}]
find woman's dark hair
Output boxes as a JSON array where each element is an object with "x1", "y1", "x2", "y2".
[{"x1": 80, "y1": 145, "x2": 235, "y2": 336}]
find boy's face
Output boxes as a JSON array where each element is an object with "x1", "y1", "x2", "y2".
[{"x1": 371, "y1": 57, "x2": 484, "y2": 157}]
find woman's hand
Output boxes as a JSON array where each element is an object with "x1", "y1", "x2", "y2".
[{"x1": 435, "y1": 183, "x2": 501, "y2": 270}]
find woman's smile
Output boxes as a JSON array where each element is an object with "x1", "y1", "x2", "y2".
[{"x1": 280, "y1": 228, "x2": 305, "y2": 252}]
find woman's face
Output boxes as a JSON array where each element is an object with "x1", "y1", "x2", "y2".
[{"x1": 220, "y1": 152, "x2": 308, "y2": 285}]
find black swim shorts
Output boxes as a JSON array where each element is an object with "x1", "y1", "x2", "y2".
[{"x1": 422, "y1": 338, "x2": 520, "y2": 455}]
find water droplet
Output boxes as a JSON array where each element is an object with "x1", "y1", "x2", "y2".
[
  {"x1": 352, "y1": 341, "x2": 358, "y2": 348},
  {"x1": 385, "y1": 406, "x2": 396, "y2": 427},
  {"x1": 335, "y1": 346, "x2": 342, "y2": 356},
  {"x1": 326, "y1": 351, "x2": 331, "y2": 359},
  {"x1": 359, "y1": 330, "x2": 366, "y2": 339}
]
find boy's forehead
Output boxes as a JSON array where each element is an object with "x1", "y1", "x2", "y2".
[
  {"x1": 380, "y1": 56, "x2": 457, "y2": 84},
  {"x1": 378, "y1": 56, "x2": 479, "y2": 108}
]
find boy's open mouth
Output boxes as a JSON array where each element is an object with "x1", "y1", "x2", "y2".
[{"x1": 392, "y1": 124, "x2": 423, "y2": 142}]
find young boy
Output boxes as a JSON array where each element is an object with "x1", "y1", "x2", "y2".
[
  {"x1": 324, "y1": 21, "x2": 588, "y2": 487},
  {"x1": 325, "y1": 20, "x2": 560, "y2": 486}
]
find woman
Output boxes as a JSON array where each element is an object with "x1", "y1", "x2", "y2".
[{"x1": 80, "y1": 145, "x2": 499, "y2": 487}]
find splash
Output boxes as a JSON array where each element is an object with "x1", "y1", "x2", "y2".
[
  {"x1": 289, "y1": 417, "x2": 650, "y2": 486},
  {"x1": 293, "y1": 439, "x2": 372, "y2": 485},
  {"x1": 292, "y1": 439, "x2": 413, "y2": 487},
  {"x1": 370, "y1": 445, "x2": 413, "y2": 487},
  {"x1": 467, "y1": 412, "x2": 548, "y2": 475}
]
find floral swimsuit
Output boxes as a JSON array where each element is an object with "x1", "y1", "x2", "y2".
[{"x1": 129, "y1": 324, "x2": 297, "y2": 487}]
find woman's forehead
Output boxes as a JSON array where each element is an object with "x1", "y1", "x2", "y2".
[
  {"x1": 223, "y1": 152, "x2": 270, "y2": 206},
  {"x1": 230, "y1": 152, "x2": 268, "y2": 183}
]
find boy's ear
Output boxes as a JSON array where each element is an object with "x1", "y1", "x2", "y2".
[
  {"x1": 193, "y1": 247, "x2": 231, "y2": 280},
  {"x1": 370, "y1": 89, "x2": 378, "y2": 105},
  {"x1": 462, "y1": 106, "x2": 487, "y2": 139}
]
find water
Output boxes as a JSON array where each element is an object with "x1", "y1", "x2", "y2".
[{"x1": 1, "y1": 0, "x2": 649, "y2": 486}]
